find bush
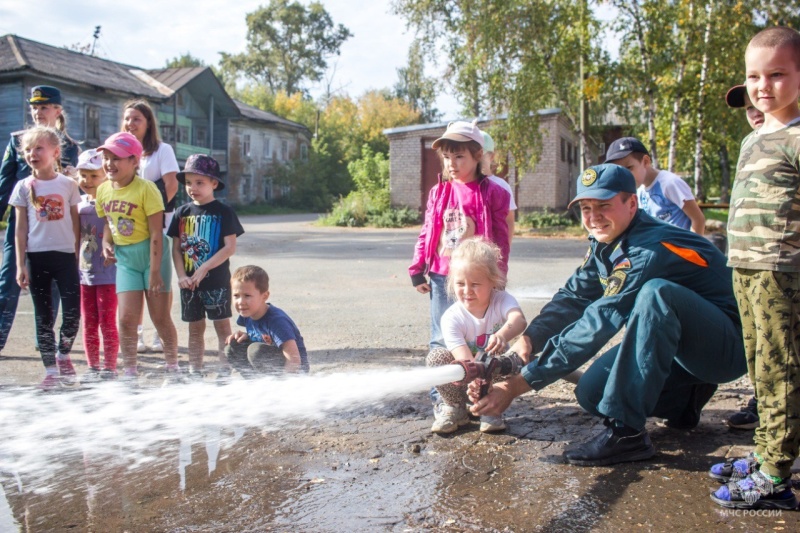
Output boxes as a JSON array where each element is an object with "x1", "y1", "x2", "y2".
[
  {"x1": 318, "y1": 192, "x2": 420, "y2": 228},
  {"x1": 519, "y1": 208, "x2": 577, "y2": 229},
  {"x1": 319, "y1": 144, "x2": 419, "y2": 228}
]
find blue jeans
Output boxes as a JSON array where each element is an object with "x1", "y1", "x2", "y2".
[
  {"x1": 428, "y1": 273, "x2": 454, "y2": 350},
  {"x1": 574, "y1": 279, "x2": 746, "y2": 430}
]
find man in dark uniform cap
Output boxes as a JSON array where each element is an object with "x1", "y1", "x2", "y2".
[{"x1": 470, "y1": 164, "x2": 746, "y2": 466}]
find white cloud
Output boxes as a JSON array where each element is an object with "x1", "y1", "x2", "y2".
[{"x1": 0, "y1": 0, "x2": 461, "y2": 117}]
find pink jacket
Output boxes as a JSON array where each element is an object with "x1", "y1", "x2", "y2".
[{"x1": 409, "y1": 174, "x2": 510, "y2": 286}]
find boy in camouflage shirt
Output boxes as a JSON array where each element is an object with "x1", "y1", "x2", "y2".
[{"x1": 709, "y1": 26, "x2": 800, "y2": 511}]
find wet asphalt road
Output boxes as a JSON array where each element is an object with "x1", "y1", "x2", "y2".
[{"x1": 0, "y1": 214, "x2": 797, "y2": 531}]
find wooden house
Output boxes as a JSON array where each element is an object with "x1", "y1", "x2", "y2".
[
  {"x1": 228, "y1": 100, "x2": 311, "y2": 204},
  {"x1": 0, "y1": 34, "x2": 309, "y2": 205}
]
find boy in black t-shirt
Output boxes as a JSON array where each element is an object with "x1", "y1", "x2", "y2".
[{"x1": 167, "y1": 154, "x2": 244, "y2": 381}]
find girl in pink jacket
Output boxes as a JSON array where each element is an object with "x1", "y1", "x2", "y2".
[{"x1": 409, "y1": 120, "x2": 510, "y2": 349}]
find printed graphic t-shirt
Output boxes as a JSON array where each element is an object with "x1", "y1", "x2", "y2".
[
  {"x1": 237, "y1": 304, "x2": 310, "y2": 372},
  {"x1": 442, "y1": 290, "x2": 521, "y2": 353},
  {"x1": 78, "y1": 196, "x2": 116, "y2": 285},
  {"x1": 9, "y1": 173, "x2": 81, "y2": 253},
  {"x1": 167, "y1": 200, "x2": 245, "y2": 290},
  {"x1": 95, "y1": 176, "x2": 164, "y2": 246},
  {"x1": 637, "y1": 170, "x2": 694, "y2": 231},
  {"x1": 429, "y1": 180, "x2": 481, "y2": 276}
]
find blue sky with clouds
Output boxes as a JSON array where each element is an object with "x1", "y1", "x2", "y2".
[{"x1": 0, "y1": 0, "x2": 463, "y2": 118}]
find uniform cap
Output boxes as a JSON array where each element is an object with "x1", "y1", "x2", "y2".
[{"x1": 568, "y1": 164, "x2": 637, "y2": 208}]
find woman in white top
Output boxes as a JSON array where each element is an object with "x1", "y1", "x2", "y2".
[{"x1": 121, "y1": 99, "x2": 180, "y2": 353}]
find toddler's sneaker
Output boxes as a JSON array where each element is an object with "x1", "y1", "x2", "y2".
[
  {"x1": 187, "y1": 367, "x2": 205, "y2": 383},
  {"x1": 120, "y1": 367, "x2": 139, "y2": 385},
  {"x1": 708, "y1": 452, "x2": 760, "y2": 483},
  {"x1": 431, "y1": 403, "x2": 470, "y2": 434},
  {"x1": 215, "y1": 365, "x2": 232, "y2": 384},
  {"x1": 38, "y1": 374, "x2": 62, "y2": 391},
  {"x1": 57, "y1": 358, "x2": 78, "y2": 386},
  {"x1": 137, "y1": 327, "x2": 147, "y2": 353},
  {"x1": 479, "y1": 415, "x2": 507, "y2": 433},
  {"x1": 151, "y1": 334, "x2": 164, "y2": 353},
  {"x1": 727, "y1": 397, "x2": 759, "y2": 430},
  {"x1": 162, "y1": 367, "x2": 187, "y2": 387},
  {"x1": 80, "y1": 367, "x2": 102, "y2": 384},
  {"x1": 711, "y1": 470, "x2": 798, "y2": 510},
  {"x1": 99, "y1": 368, "x2": 118, "y2": 381}
]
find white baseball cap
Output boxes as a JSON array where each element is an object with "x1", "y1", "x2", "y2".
[
  {"x1": 76, "y1": 149, "x2": 103, "y2": 171},
  {"x1": 432, "y1": 120, "x2": 484, "y2": 149}
]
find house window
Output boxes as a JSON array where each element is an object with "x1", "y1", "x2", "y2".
[
  {"x1": 281, "y1": 140, "x2": 288, "y2": 161},
  {"x1": 176, "y1": 91, "x2": 185, "y2": 108},
  {"x1": 243, "y1": 134, "x2": 251, "y2": 158},
  {"x1": 161, "y1": 125, "x2": 175, "y2": 143},
  {"x1": 567, "y1": 142, "x2": 574, "y2": 164},
  {"x1": 560, "y1": 138, "x2": 566, "y2": 162},
  {"x1": 85, "y1": 105, "x2": 100, "y2": 142},
  {"x1": 195, "y1": 126, "x2": 207, "y2": 148},
  {"x1": 265, "y1": 176, "x2": 274, "y2": 201},
  {"x1": 300, "y1": 144, "x2": 308, "y2": 161},
  {"x1": 177, "y1": 126, "x2": 190, "y2": 144},
  {"x1": 263, "y1": 137, "x2": 271, "y2": 161}
]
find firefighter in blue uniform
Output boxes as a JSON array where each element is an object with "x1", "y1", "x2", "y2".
[
  {"x1": 470, "y1": 163, "x2": 746, "y2": 466},
  {"x1": 0, "y1": 85, "x2": 80, "y2": 354}
]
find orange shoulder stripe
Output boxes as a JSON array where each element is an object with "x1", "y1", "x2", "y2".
[{"x1": 661, "y1": 242, "x2": 708, "y2": 267}]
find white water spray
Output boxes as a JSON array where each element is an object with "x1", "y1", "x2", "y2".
[{"x1": 0, "y1": 365, "x2": 464, "y2": 487}]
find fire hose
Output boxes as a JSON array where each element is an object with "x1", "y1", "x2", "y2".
[{"x1": 452, "y1": 350, "x2": 525, "y2": 398}]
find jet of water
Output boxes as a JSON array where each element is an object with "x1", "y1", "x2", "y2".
[{"x1": 0, "y1": 365, "x2": 464, "y2": 487}]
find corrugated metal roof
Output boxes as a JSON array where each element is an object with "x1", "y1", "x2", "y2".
[
  {"x1": 234, "y1": 100, "x2": 311, "y2": 136},
  {"x1": 146, "y1": 68, "x2": 207, "y2": 91},
  {"x1": 0, "y1": 34, "x2": 166, "y2": 99}
]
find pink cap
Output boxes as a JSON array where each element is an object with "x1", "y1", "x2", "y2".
[
  {"x1": 97, "y1": 132, "x2": 143, "y2": 159},
  {"x1": 432, "y1": 120, "x2": 484, "y2": 149}
]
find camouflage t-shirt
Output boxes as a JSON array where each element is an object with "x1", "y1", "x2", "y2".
[{"x1": 727, "y1": 124, "x2": 800, "y2": 271}]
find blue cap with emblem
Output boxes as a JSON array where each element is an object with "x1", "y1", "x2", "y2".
[
  {"x1": 605, "y1": 136, "x2": 649, "y2": 162},
  {"x1": 568, "y1": 164, "x2": 637, "y2": 208},
  {"x1": 28, "y1": 86, "x2": 62, "y2": 106}
]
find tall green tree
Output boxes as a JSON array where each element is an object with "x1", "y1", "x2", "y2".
[
  {"x1": 220, "y1": 0, "x2": 352, "y2": 94},
  {"x1": 394, "y1": 39, "x2": 441, "y2": 122},
  {"x1": 165, "y1": 53, "x2": 205, "y2": 68},
  {"x1": 393, "y1": 0, "x2": 607, "y2": 172}
]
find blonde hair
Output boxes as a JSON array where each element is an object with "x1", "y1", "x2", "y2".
[
  {"x1": 232, "y1": 265, "x2": 270, "y2": 293},
  {"x1": 446, "y1": 237, "x2": 506, "y2": 297},
  {"x1": 20, "y1": 126, "x2": 62, "y2": 208}
]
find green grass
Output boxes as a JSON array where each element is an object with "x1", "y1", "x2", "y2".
[{"x1": 703, "y1": 208, "x2": 729, "y2": 223}]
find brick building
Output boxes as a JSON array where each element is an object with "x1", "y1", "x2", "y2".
[{"x1": 384, "y1": 109, "x2": 596, "y2": 213}]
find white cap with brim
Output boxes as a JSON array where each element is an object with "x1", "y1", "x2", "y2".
[
  {"x1": 432, "y1": 120, "x2": 484, "y2": 150},
  {"x1": 76, "y1": 149, "x2": 103, "y2": 171}
]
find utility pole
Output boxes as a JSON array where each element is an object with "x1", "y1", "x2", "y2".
[
  {"x1": 90, "y1": 26, "x2": 101, "y2": 56},
  {"x1": 579, "y1": 0, "x2": 587, "y2": 173}
]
